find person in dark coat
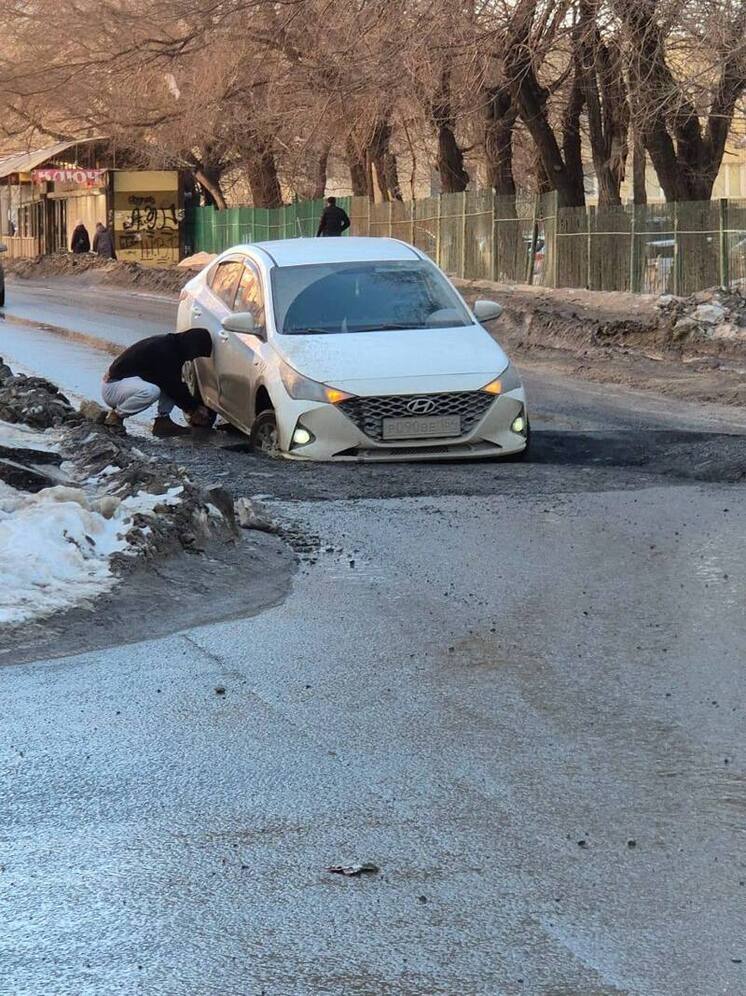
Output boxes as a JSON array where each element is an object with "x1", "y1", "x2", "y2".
[
  {"x1": 93, "y1": 221, "x2": 117, "y2": 259},
  {"x1": 70, "y1": 221, "x2": 90, "y2": 254},
  {"x1": 316, "y1": 197, "x2": 351, "y2": 237},
  {"x1": 101, "y1": 328, "x2": 214, "y2": 437}
]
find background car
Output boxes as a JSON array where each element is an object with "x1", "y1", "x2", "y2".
[{"x1": 177, "y1": 237, "x2": 529, "y2": 461}]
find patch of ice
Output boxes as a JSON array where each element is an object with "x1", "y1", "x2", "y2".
[{"x1": 0, "y1": 419, "x2": 60, "y2": 453}]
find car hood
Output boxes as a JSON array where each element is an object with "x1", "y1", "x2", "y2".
[{"x1": 271, "y1": 325, "x2": 509, "y2": 392}]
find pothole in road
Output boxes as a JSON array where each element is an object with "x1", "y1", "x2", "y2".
[{"x1": 141, "y1": 426, "x2": 746, "y2": 504}]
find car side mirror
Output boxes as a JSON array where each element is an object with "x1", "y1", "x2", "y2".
[
  {"x1": 222, "y1": 311, "x2": 259, "y2": 335},
  {"x1": 474, "y1": 300, "x2": 503, "y2": 323}
]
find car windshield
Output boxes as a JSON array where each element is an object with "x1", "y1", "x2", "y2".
[{"x1": 270, "y1": 260, "x2": 474, "y2": 335}]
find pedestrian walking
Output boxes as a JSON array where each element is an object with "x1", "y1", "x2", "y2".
[
  {"x1": 316, "y1": 197, "x2": 351, "y2": 237},
  {"x1": 70, "y1": 220, "x2": 90, "y2": 254},
  {"x1": 93, "y1": 221, "x2": 117, "y2": 259},
  {"x1": 101, "y1": 328, "x2": 214, "y2": 437}
]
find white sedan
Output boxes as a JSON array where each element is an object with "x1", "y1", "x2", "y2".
[{"x1": 176, "y1": 237, "x2": 529, "y2": 461}]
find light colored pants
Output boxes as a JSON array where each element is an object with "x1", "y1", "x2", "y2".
[{"x1": 101, "y1": 376, "x2": 174, "y2": 417}]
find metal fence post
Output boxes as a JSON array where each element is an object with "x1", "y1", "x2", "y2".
[
  {"x1": 366, "y1": 196, "x2": 372, "y2": 237},
  {"x1": 388, "y1": 200, "x2": 393, "y2": 238},
  {"x1": 460, "y1": 190, "x2": 468, "y2": 278},
  {"x1": 586, "y1": 205, "x2": 594, "y2": 290},
  {"x1": 490, "y1": 190, "x2": 498, "y2": 283},
  {"x1": 410, "y1": 199, "x2": 416, "y2": 246},
  {"x1": 526, "y1": 195, "x2": 539, "y2": 285},
  {"x1": 629, "y1": 204, "x2": 638, "y2": 293},
  {"x1": 719, "y1": 198, "x2": 729, "y2": 288},
  {"x1": 673, "y1": 200, "x2": 680, "y2": 296},
  {"x1": 551, "y1": 190, "x2": 560, "y2": 289},
  {"x1": 435, "y1": 194, "x2": 442, "y2": 267}
]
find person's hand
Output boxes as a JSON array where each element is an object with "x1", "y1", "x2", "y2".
[{"x1": 188, "y1": 404, "x2": 213, "y2": 428}]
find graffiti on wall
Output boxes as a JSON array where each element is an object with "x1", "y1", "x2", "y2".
[{"x1": 113, "y1": 172, "x2": 181, "y2": 266}]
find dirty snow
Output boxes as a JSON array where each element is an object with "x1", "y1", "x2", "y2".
[{"x1": 0, "y1": 481, "x2": 184, "y2": 627}]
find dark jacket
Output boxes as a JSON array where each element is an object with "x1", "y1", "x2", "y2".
[
  {"x1": 106, "y1": 329, "x2": 212, "y2": 413},
  {"x1": 71, "y1": 224, "x2": 90, "y2": 254},
  {"x1": 317, "y1": 204, "x2": 351, "y2": 237},
  {"x1": 93, "y1": 226, "x2": 116, "y2": 259}
]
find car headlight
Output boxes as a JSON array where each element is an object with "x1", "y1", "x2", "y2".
[
  {"x1": 279, "y1": 360, "x2": 353, "y2": 405},
  {"x1": 481, "y1": 362, "x2": 522, "y2": 395}
]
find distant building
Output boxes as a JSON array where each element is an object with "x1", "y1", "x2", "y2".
[{"x1": 0, "y1": 138, "x2": 186, "y2": 266}]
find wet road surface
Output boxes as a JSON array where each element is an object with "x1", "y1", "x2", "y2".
[{"x1": 1, "y1": 279, "x2": 745, "y2": 995}]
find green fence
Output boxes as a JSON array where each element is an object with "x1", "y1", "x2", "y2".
[
  {"x1": 349, "y1": 190, "x2": 554, "y2": 286},
  {"x1": 189, "y1": 192, "x2": 746, "y2": 296},
  {"x1": 187, "y1": 198, "x2": 351, "y2": 254}
]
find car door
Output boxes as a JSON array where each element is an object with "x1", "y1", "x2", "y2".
[
  {"x1": 214, "y1": 260, "x2": 269, "y2": 430},
  {"x1": 191, "y1": 256, "x2": 244, "y2": 407}
]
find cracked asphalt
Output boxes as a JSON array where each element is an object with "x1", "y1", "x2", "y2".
[{"x1": 1, "y1": 279, "x2": 745, "y2": 995}]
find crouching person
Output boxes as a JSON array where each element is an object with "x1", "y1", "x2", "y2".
[{"x1": 102, "y1": 328, "x2": 213, "y2": 437}]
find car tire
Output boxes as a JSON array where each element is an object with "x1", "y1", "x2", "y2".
[
  {"x1": 182, "y1": 360, "x2": 216, "y2": 426},
  {"x1": 250, "y1": 409, "x2": 280, "y2": 456}
]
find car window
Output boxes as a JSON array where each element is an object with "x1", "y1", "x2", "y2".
[
  {"x1": 234, "y1": 263, "x2": 266, "y2": 330},
  {"x1": 209, "y1": 260, "x2": 243, "y2": 309},
  {"x1": 271, "y1": 260, "x2": 474, "y2": 335}
]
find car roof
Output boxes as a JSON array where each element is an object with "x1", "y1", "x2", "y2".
[{"x1": 239, "y1": 236, "x2": 421, "y2": 267}]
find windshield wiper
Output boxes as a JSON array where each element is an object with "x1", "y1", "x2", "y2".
[
  {"x1": 284, "y1": 327, "x2": 338, "y2": 335},
  {"x1": 350, "y1": 322, "x2": 420, "y2": 332}
]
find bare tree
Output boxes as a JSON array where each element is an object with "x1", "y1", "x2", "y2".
[{"x1": 616, "y1": 0, "x2": 746, "y2": 201}]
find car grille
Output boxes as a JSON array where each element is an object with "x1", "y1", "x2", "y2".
[{"x1": 337, "y1": 391, "x2": 494, "y2": 442}]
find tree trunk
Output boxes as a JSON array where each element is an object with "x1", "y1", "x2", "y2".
[
  {"x1": 436, "y1": 125, "x2": 469, "y2": 193},
  {"x1": 432, "y1": 69, "x2": 469, "y2": 193},
  {"x1": 246, "y1": 146, "x2": 283, "y2": 209},
  {"x1": 561, "y1": 65, "x2": 587, "y2": 208},
  {"x1": 193, "y1": 167, "x2": 227, "y2": 210},
  {"x1": 384, "y1": 152, "x2": 403, "y2": 202},
  {"x1": 632, "y1": 130, "x2": 647, "y2": 205},
  {"x1": 369, "y1": 120, "x2": 402, "y2": 201},
  {"x1": 577, "y1": 6, "x2": 629, "y2": 207},
  {"x1": 345, "y1": 138, "x2": 368, "y2": 197},
  {"x1": 484, "y1": 86, "x2": 517, "y2": 198},
  {"x1": 616, "y1": 0, "x2": 746, "y2": 201},
  {"x1": 503, "y1": 0, "x2": 586, "y2": 208},
  {"x1": 311, "y1": 145, "x2": 330, "y2": 200}
]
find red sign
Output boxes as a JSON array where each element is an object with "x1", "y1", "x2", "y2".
[{"x1": 31, "y1": 168, "x2": 107, "y2": 186}]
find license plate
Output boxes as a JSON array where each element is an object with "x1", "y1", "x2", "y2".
[{"x1": 382, "y1": 415, "x2": 461, "y2": 440}]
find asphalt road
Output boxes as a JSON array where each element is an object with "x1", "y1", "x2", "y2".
[{"x1": 1, "y1": 278, "x2": 745, "y2": 996}]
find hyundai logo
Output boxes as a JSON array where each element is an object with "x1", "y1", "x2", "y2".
[{"x1": 406, "y1": 397, "x2": 436, "y2": 415}]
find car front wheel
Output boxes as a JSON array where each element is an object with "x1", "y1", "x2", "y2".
[
  {"x1": 182, "y1": 361, "x2": 216, "y2": 425},
  {"x1": 250, "y1": 409, "x2": 280, "y2": 456}
]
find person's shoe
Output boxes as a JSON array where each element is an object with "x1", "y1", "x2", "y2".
[
  {"x1": 104, "y1": 410, "x2": 126, "y2": 434},
  {"x1": 152, "y1": 415, "x2": 191, "y2": 438}
]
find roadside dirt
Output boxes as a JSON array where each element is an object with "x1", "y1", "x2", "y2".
[
  {"x1": 457, "y1": 280, "x2": 746, "y2": 408},
  {"x1": 5, "y1": 253, "x2": 192, "y2": 295}
]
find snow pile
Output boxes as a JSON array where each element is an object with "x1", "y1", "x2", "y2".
[{"x1": 0, "y1": 481, "x2": 183, "y2": 626}]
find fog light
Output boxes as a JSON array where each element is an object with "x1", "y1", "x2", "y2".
[
  {"x1": 292, "y1": 426, "x2": 313, "y2": 446},
  {"x1": 511, "y1": 415, "x2": 526, "y2": 434}
]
